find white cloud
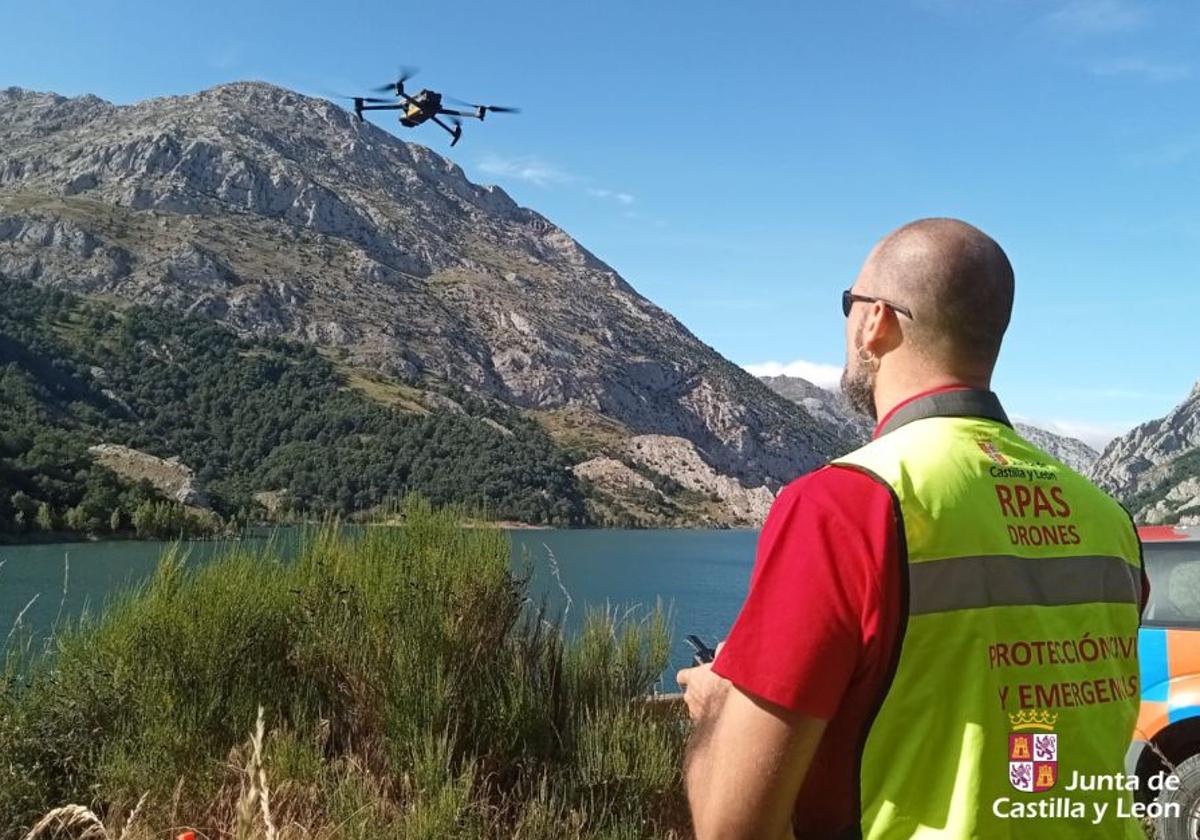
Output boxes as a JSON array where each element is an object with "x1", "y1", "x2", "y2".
[
  {"x1": 918, "y1": 0, "x2": 1149, "y2": 37},
  {"x1": 587, "y1": 187, "x2": 635, "y2": 205},
  {"x1": 742, "y1": 359, "x2": 844, "y2": 391},
  {"x1": 1045, "y1": 0, "x2": 1147, "y2": 34},
  {"x1": 476, "y1": 157, "x2": 639, "y2": 216},
  {"x1": 1091, "y1": 57, "x2": 1191, "y2": 82},
  {"x1": 476, "y1": 154, "x2": 575, "y2": 187}
]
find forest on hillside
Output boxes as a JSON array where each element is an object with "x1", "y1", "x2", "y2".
[{"x1": 0, "y1": 280, "x2": 586, "y2": 538}]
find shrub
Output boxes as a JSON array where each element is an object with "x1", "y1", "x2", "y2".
[{"x1": 0, "y1": 497, "x2": 686, "y2": 838}]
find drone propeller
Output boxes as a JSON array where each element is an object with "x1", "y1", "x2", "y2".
[
  {"x1": 319, "y1": 88, "x2": 388, "y2": 103},
  {"x1": 445, "y1": 96, "x2": 521, "y2": 114},
  {"x1": 333, "y1": 92, "x2": 401, "y2": 122},
  {"x1": 372, "y1": 65, "x2": 419, "y2": 93}
]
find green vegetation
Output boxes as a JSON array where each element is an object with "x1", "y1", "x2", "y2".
[
  {"x1": 578, "y1": 464, "x2": 724, "y2": 529},
  {"x1": 0, "y1": 499, "x2": 686, "y2": 838},
  {"x1": 0, "y1": 316, "x2": 211, "y2": 541},
  {"x1": 532, "y1": 407, "x2": 632, "y2": 462},
  {"x1": 0, "y1": 280, "x2": 586, "y2": 538}
]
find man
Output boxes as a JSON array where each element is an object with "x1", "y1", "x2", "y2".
[{"x1": 677, "y1": 218, "x2": 1145, "y2": 839}]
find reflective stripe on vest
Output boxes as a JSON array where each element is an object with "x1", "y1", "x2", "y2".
[
  {"x1": 908, "y1": 554, "x2": 1141, "y2": 616},
  {"x1": 833, "y1": 404, "x2": 1143, "y2": 840}
]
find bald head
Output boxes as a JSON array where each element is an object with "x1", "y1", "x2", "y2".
[{"x1": 861, "y1": 218, "x2": 1014, "y2": 376}]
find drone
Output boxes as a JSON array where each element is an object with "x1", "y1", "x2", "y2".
[{"x1": 344, "y1": 67, "x2": 520, "y2": 146}]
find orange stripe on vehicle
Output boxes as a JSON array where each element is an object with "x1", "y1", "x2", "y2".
[
  {"x1": 1135, "y1": 700, "x2": 1170, "y2": 740},
  {"x1": 1168, "y1": 629, "x2": 1200, "y2": 680}
]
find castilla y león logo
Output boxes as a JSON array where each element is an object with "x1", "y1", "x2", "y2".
[
  {"x1": 977, "y1": 439, "x2": 1009, "y2": 466},
  {"x1": 1008, "y1": 709, "x2": 1058, "y2": 793}
]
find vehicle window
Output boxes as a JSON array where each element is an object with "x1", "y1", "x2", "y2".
[{"x1": 1143, "y1": 543, "x2": 1200, "y2": 627}]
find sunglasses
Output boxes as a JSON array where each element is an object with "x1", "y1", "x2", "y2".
[{"x1": 842, "y1": 289, "x2": 914, "y2": 320}]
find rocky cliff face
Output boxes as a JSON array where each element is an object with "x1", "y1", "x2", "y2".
[
  {"x1": 1090, "y1": 381, "x2": 1200, "y2": 525},
  {"x1": 88, "y1": 443, "x2": 208, "y2": 507},
  {"x1": 759, "y1": 374, "x2": 1100, "y2": 473},
  {"x1": 757, "y1": 374, "x2": 872, "y2": 444},
  {"x1": 0, "y1": 83, "x2": 850, "y2": 525},
  {"x1": 1011, "y1": 424, "x2": 1099, "y2": 475}
]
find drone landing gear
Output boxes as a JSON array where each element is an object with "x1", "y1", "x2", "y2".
[{"x1": 431, "y1": 115, "x2": 463, "y2": 146}]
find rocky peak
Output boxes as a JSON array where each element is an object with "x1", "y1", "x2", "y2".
[
  {"x1": 1011, "y1": 424, "x2": 1099, "y2": 475},
  {"x1": 757, "y1": 374, "x2": 873, "y2": 444},
  {"x1": 0, "y1": 87, "x2": 117, "y2": 137},
  {"x1": 1090, "y1": 383, "x2": 1200, "y2": 524}
]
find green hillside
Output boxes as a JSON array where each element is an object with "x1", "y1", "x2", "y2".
[{"x1": 0, "y1": 280, "x2": 586, "y2": 538}]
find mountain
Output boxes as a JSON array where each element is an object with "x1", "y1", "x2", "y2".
[
  {"x1": 0, "y1": 83, "x2": 852, "y2": 526},
  {"x1": 1090, "y1": 381, "x2": 1200, "y2": 525},
  {"x1": 757, "y1": 374, "x2": 872, "y2": 444},
  {"x1": 759, "y1": 375, "x2": 1100, "y2": 473},
  {"x1": 1010, "y1": 424, "x2": 1100, "y2": 475}
]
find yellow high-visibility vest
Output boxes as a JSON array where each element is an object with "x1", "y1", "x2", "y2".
[{"x1": 832, "y1": 390, "x2": 1142, "y2": 839}]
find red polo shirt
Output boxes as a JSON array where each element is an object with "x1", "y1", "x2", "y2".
[{"x1": 712, "y1": 464, "x2": 900, "y2": 838}]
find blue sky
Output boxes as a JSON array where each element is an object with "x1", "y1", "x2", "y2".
[{"x1": 3, "y1": 0, "x2": 1198, "y2": 447}]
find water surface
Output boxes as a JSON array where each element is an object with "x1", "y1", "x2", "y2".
[{"x1": 0, "y1": 528, "x2": 759, "y2": 683}]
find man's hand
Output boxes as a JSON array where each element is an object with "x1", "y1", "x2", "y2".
[
  {"x1": 676, "y1": 642, "x2": 728, "y2": 722},
  {"x1": 678, "y1": 648, "x2": 826, "y2": 840}
]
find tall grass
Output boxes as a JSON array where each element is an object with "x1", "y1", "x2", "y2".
[{"x1": 0, "y1": 497, "x2": 686, "y2": 838}]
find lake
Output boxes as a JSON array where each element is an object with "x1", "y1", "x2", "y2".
[{"x1": 0, "y1": 528, "x2": 759, "y2": 686}]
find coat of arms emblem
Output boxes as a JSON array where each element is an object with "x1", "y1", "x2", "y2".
[
  {"x1": 977, "y1": 439, "x2": 1009, "y2": 466},
  {"x1": 1008, "y1": 709, "x2": 1058, "y2": 792}
]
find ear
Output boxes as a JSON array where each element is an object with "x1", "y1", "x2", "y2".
[{"x1": 859, "y1": 300, "x2": 896, "y2": 358}]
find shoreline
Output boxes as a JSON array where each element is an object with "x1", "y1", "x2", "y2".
[{"x1": 0, "y1": 520, "x2": 762, "y2": 547}]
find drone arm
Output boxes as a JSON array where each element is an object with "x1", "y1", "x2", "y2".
[
  {"x1": 437, "y1": 108, "x2": 484, "y2": 121},
  {"x1": 430, "y1": 115, "x2": 465, "y2": 146},
  {"x1": 357, "y1": 104, "x2": 404, "y2": 112}
]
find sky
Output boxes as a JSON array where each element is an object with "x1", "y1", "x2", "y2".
[{"x1": 3, "y1": 0, "x2": 1198, "y2": 449}]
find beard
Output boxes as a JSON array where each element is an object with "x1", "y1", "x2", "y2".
[{"x1": 841, "y1": 324, "x2": 877, "y2": 420}]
